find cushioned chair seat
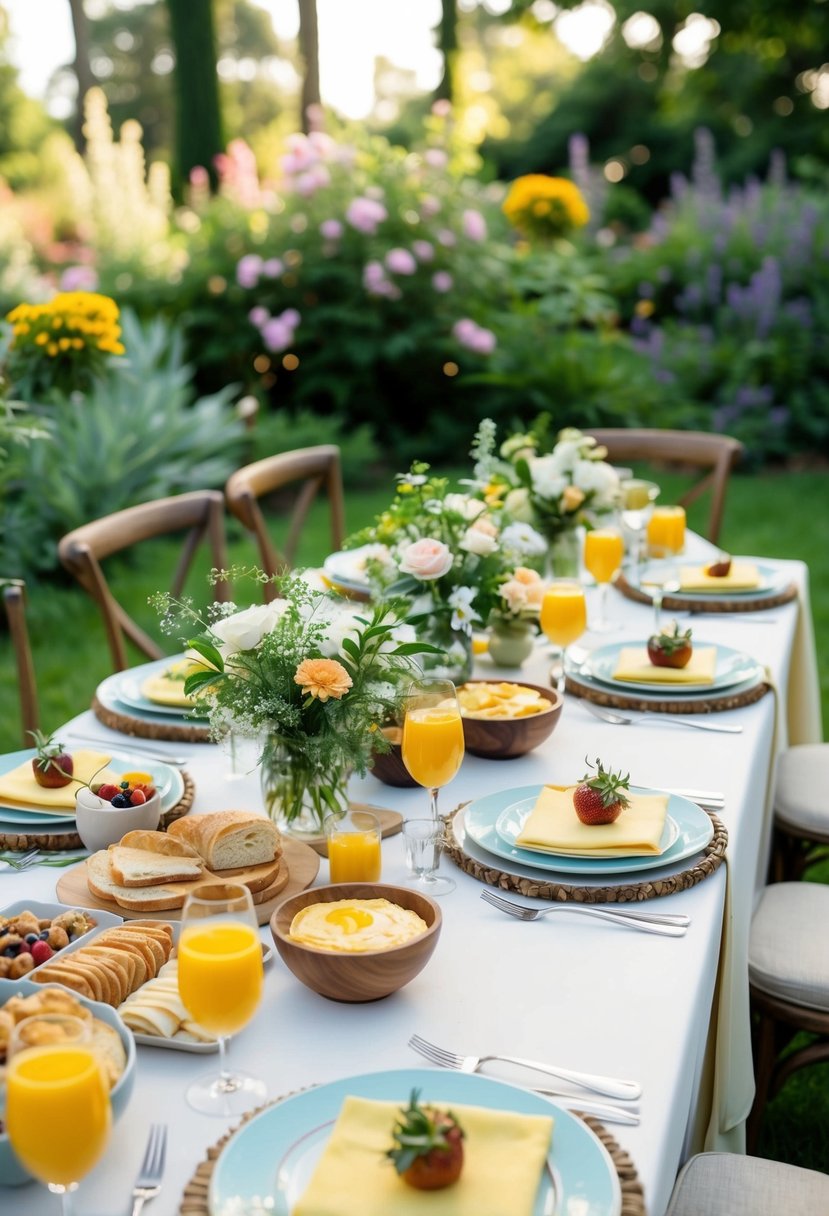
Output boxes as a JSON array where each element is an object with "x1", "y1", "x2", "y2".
[
  {"x1": 749, "y1": 883, "x2": 829, "y2": 1011},
  {"x1": 666, "y1": 1152, "x2": 829, "y2": 1216},
  {"x1": 774, "y1": 745, "x2": 829, "y2": 836}
]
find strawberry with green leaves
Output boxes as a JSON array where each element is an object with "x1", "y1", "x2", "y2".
[
  {"x1": 387, "y1": 1089, "x2": 465, "y2": 1191},
  {"x1": 29, "y1": 730, "x2": 74, "y2": 789},
  {"x1": 573, "y1": 757, "x2": 631, "y2": 825},
  {"x1": 647, "y1": 621, "x2": 693, "y2": 669}
]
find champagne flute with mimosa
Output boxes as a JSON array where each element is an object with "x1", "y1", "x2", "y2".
[
  {"x1": 178, "y1": 881, "x2": 266, "y2": 1116},
  {"x1": 644, "y1": 506, "x2": 686, "y2": 631},
  {"x1": 401, "y1": 677, "x2": 464, "y2": 824},
  {"x1": 6, "y1": 1014, "x2": 111, "y2": 1215},
  {"x1": 584, "y1": 528, "x2": 625, "y2": 632},
  {"x1": 540, "y1": 582, "x2": 588, "y2": 688}
]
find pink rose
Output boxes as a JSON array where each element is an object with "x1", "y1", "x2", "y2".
[{"x1": 398, "y1": 538, "x2": 454, "y2": 581}]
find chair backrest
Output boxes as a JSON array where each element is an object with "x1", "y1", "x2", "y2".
[
  {"x1": 58, "y1": 490, "x2": 230, "y2": 672},
  {"x1": 225, "y1": 445, "x2": 346, "y2": 601},
  {"x1": 2, "y1": 579, "x2": 39, "y2": 745},
  {"x1": 584, "y1": 428, "x2": 744, "y2": 544}
]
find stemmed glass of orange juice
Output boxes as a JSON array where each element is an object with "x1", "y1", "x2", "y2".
[
  {"x1": 644, "y1": 506, "x2": 686, "y2": 631},
  {"x1": 540, "y1": 582, "x2": 587, "y2": 687},
  {"x1": 6, "y1": 1014, "x2": 112, "y2": 1214},
  {"x1": 401, "y1": 678, "x2": 465, "y2": 824},
  {"x1": 178, "y1": 881, "x2": 266, "y2": 1116},
  {"x1": 584, "y1": 528, "x2": 625, "y2": 632}
]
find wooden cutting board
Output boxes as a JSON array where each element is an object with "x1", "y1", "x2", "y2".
[{"x1": 56, "y1": 838, "x2": 320, "y2": 926}]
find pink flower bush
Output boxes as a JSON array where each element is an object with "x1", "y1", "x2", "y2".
[
  {"x1": 59, "y1": 266, "x2": 99, "y2": 292},
  {"x1": 253, "y1": 307, "x2": 301, "y2": 352},
  {"x1": 437, "y1": 228, "x2": 457, "y2": 248},
  {"x1": 236, "y1": 254, "x2": 263, "y2": 289},
  {"x1": 346, "y1": 197, "x2": 388, "y2": 235},
  {"x1": 320, "y1": 219, "x2": 343, "y2": 241},
  {"x1": 453, "y1": 318, "x2": 497, "y2": 355},
  {"x1": 413, "y1": 240, "x2": 434, "y2": 262},
  {"x1": 385, "y1": 248, "x2": 417, "y2": 275},
  {"x1": 432, "y1": 271, "x2": 453, "y2": 293},
  {"x1": 462, "y1": 209, "x2": 487, "y2": 242}
]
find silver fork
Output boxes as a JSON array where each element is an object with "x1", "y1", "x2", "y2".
[
  {"x1": 0, "y1": 849, "x2": 41, "y2": 872},
  {"x1": 130, "y1": 1122, "x2": 167, "y2": 1216},
  {"x1": 408, "y1": 1033, "x2": 641, "y2": 1102},
  {"x1": 583, "y1": 700, "x2": 743, "y2": 734},
  {"x1": 480, "y1": 888, "x2": 689, "y2": 936}
]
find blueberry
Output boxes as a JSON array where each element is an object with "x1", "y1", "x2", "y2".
[
  {"x1": 111, "y1": 794, "x2": 130, "y2": 807},
  {"x1": 3, "y1": 946, "x2": 18, "y2": 958},
  {"x1": 39, "y1": 929, "x2": 50, "y2": 939},
  {"x1": 25, "y1": 933, "x2": 38, "y2": 943}
]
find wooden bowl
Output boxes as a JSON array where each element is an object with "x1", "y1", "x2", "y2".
[
  {"x1": 459, "y1": 681, "x2": 564, "y2": 759},
  {"x1": 270, "y1": 882, "x2": 441, "y2": 1002},
  {"x1": 369, "y1": 731, "x2": 418, "y2": 788}
]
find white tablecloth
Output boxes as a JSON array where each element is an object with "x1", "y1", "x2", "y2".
[{"x1": 2, "y1": 545, "x2": 821, "y2": 1216}]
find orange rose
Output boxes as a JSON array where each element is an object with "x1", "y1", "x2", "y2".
[
  {"x1": 294, "y1": 658, "x2": 353, "y2": 702},
  {"x1": 562, "y1": 485, "x2": 586, "y2": 511}
]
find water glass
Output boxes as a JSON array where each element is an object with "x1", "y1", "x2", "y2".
[
  {"x1": 325, "y1": 809, "x2": 382, "y2": 882},
  {"x1": 402, "y1": 818, "x2": 455, "y2": 896}
]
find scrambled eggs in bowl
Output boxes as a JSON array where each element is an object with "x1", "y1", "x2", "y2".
[{"x1": 289, "y1": 899, "x2": 428, "y2": 953}]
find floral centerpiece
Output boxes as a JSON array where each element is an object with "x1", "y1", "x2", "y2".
[
  {"x1": 469, "y1": 417, "x2": 620, "y2": 577},
  {"x1": 157, "y1": 571, "x2": 432, "y2": 834},
  {"x1": 344, "y1": 463, "x2": 547, "y2": 682},
  {"x1": 487, "y1": 566, "x2": 550, "y2": 667}
]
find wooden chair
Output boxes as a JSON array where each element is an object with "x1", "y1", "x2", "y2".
[
  {"x1": 225, "y1": 446, "x2": 346, "y2": 601},
  {"x1": 746, "y1": 881, "x2": 829, "y2": 1152},
  {"x1": 1, "y1": 579, "x2": 39, "y2": 745},
  {"x1": 58, "y1": 490, "x2": 230, "y2": 671},
  {"x1": 584, "y1": 429, "x2": 744, "y2": 544}
]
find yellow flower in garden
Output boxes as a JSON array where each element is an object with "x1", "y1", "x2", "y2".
[
  {"x1": 502, "y1": 174, "x2": 590, "y2": 240},
  {"x1": 294, "y1": 658, "x2": 353, "y2": 702}
]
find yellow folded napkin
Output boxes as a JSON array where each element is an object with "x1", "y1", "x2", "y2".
[
  {"x1": 292, "y1": 1095, "x2": 553, "y2": 1216},
  {"x1": 612, "y1": 646, "x2": 717, "y2": 685},
  {"x1": 516, "y1": 784, "x2": 668, "y2": 857},
  {"x1": 141, "y1": 658, "x2": 211, "y2": 708},
  {"x1": 0, "y1": 751, "x2": 114, "y2": 812},
  {"x1": 679, "y1": 562, "x2": 760, "y2": 592}
]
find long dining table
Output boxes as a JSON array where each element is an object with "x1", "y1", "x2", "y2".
[{"x1": 5, "y1": 537, "x2": 822, "y2": 1216}]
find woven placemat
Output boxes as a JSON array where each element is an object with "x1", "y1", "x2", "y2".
[
  {"x1": 564, "y1": 671, "x2": 770, "y2": 715},
  {"x1": 0, "y1": 772, "x2": 195, "y2": 852},
  {"x1": 92, "y1": 694, "x2": 212, "y2": 742},
  {"x1": 445, "y1": 803, "x2": 727, "y2": 904},
  {"x1": 615, "y1": 571, "x2": 797, "y2": 613},
  {"x1": 178, "y1": 1090, "x2": 645, "y2": 1216}
]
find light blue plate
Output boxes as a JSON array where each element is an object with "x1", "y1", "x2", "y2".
[
  {"x1": 583, "y1": 640, "x2": 762, "y2": 695},
  {"x1": 635, "y1": 559, "x2": 785, "y2": 602},
  {"x1": 0, "y1": 749, "x2": 182, "y2": 823},
  {"x1": 96, "y1": 656, "x2": 210, "y2": 725},
  {"x1": 465, "y1": 785, "x2": 713, "y2": 876},
  {"x1": 322, "y1": 546, "x2": 377, "y2": 596},
  {"x1": 209, "y1": 1068, "x2": 621, "y2": 1216}
]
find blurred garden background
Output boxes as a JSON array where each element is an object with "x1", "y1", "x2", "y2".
[{"x1": 0, "y1": 0, "x2": 828, "y2": 1172}]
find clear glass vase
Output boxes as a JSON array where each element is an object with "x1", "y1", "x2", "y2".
[
  {"x1": 417, "y1": 614, "x2": 474, "y2": 685},
  {"x1": 487, "y1": 616, "x2": 536, "y2": 668},
  {"x1": 547, "y1": 528, "x2": 582, "y2": 579},
  {"x1": 259, "y1": 737, "x2": 350, "y2": 837}
]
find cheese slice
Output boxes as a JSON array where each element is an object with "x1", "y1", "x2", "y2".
[
  {"x1": 140, "y1": 658, "x2": 213, "y2": 709},
  {"x1": 516, "y1": 784, "x2": 668, "y2": 856},
  {"x1": 611, "y1": 646, "x2": 717, "y2": 685},
  {"x1": 679, "y1": 562, "x2": 760, "y2": 592}
]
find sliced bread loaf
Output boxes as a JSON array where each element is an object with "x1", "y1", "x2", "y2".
[
  {"x1": 108, "y1": 845, "x2": 204, "y2": 888},
  {"x1": 86, "y1": 850, "x2": 201, "y2": 911},
  {"x1": 167, "y1": 810, "x2": 282, "y2": 869}
]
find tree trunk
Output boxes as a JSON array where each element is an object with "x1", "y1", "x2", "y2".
[
  {"x1": 68, "y1": 0, "x2": 96, "y2": 152},
  {"x1": 297, "y1": 0, "x2": 321, "y2": 132},
  {"x1": 434, "y1": 0, "x2": 458, "y2": 104},
  {"x1": 166, "y1": 0, "x2": 224, "y2": 195}
]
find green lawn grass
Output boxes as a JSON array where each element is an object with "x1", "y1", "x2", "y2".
[{"x1": 1, "y1": 464, "x2": 827, "y2": 1171}]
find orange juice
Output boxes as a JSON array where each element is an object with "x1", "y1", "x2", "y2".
[
  {"x1": 6, "y1": 1046, "x2": 111, "y2": 1186},
  {"x1": 402, "y1": 707, "x2": 465, "y2": 789},
  {"x1": 584, "y1": 530, "x2": 624, "y2": 584},
  {"x1": 178, "y1": 921, "x2": 263, "y2": 1036},
  {"x1": 540, "y1": 584, "x2": 587, "y2": 648},
  {"x1": 328, "y1": 829, "x2": 382, "y2": 882},
  {"x1": 647, "y1": 506, "x2": 686, "y2": 556}
]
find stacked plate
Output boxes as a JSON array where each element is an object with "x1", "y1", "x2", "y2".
[
  {"x1": 632, "y1": 559, "x2": 788, "y2": 606},
  {"x1": 0, "y1": 748, "x2": 184, "y2": 839},
  {"x1": 566, "y1": 640, "x2": 764, "y2": 705},
  {"x1": 94, "y1": 655, "x2": 209, "y2": 730},
  {"x1": 457, "y1": 784, "x2": 714, "y2": 882}
]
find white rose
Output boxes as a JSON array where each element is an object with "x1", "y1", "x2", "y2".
[
  {"x1": 443, "y1": 493, "x2": 487, "y2": 521},
  {"x1": 398, "y1": 537, "x2": 454, "y2": 580},
  {"x1": 210, "y1": 601, "x2": 285, "y2": 655},
  {"x1": 574, "y1": 459, "x2": 619, "y2": 507},
  {"x1": 318, "y1": 605, "x2": 365, "y2": 658},
  {"x1": 460, "y1": 526, "x2": 498, "y2": 556},
  {"x1": 529, "y1": 455, "x2": 567, "y2": 501},
  {"x1": 503, "y1": 487, "x2": 534, "y2": 523},
  {"x1": 500, "y1": 522, "x2": 548, "y2": 558}
]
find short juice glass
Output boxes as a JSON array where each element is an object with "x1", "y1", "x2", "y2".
[
  {"x1": 325, "y1": 809, "x2": 382, "y2": 882},
  {"x1": 647, "y1": 506, "x2": 686, "y2": 558}
]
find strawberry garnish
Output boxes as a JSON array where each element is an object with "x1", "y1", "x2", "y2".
[
  {"x1": 29, "y1": 730, "x2": 74, "y2": 789},
  {"x1": 704, "y1": 554, "x2": 732, "y2": 577},
  {"x1": 387, "y1": 1089, "x2": 465, "y2": 1191},
  {"x1": 573, "y1": 757, "x2": 631, "y2": 825},
  {"x1": 647, "y1": 621, "x2": 693, "y2": 669}
]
